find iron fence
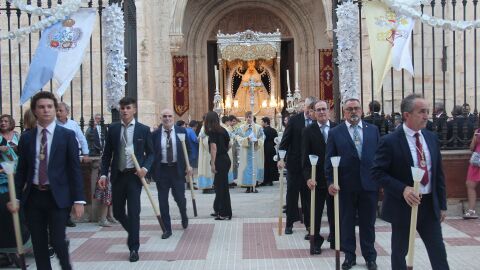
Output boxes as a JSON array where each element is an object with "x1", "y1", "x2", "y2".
[{"x1": 332, "y1": 0, "x2": 480, "y2": 149}]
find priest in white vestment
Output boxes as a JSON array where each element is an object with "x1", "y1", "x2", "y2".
[{"x1": 235, "y1": 111, "x2": 265, "y2": 192}]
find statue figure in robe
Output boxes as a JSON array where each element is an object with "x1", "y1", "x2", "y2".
[{"x1": 233, "y1": 60, "x2": 271, "y2": 115}]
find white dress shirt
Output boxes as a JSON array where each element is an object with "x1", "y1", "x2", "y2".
[
  {"x1": 403, "y1": 124, "x2": 432, "y2": 194},
  {"x1": 161, "y1": 126, "x2": 177, "y2": 163},
  {"x1": 121, "y1": 118, "x2": 136, "y2": 169},
  {"x1": 56, "y1": 118, "x2": 89, "y2": 155},
  {"x1": 345, "y1": 120, "x2": 364, "y2": 143},
  {"x1": 33, "y1": 121, "x2": 55, "y2": 185}
]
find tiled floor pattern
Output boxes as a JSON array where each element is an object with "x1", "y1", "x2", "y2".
[{"x1": 9, "y1": 183, "x2": 480, "y2": 269}]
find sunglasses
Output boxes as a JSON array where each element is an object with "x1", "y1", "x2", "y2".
[{"x1": 162, "y1": 115, "x2": 173, "y2": 118}]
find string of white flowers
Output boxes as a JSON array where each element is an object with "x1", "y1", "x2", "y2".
[
  {"x1": 103, "y1": 3, "x2": 126, "y2": 111},
  {"x1": 384, "y1": 0, "x2": 480, "y2": 31},
  {"x1": 1, "y1": 0, "x2": 82, "y2": 41},
  {"x1": 335, "y1": 1, "x2": 360, "y2": 102}
]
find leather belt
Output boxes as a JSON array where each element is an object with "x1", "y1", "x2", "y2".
[
  {"x1": 161, "y1": 162, "x2": 177, "y2": 167},
  {"x1": 32, "y1": 184, "x2": 50, "y2": 191},
  {"x1": 119, "y1": 168, "x2": 136, "y2": 174}
]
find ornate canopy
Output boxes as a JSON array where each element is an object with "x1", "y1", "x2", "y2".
[{"x1": 216, "y1": 29, "x2": 282, "y2": 61}]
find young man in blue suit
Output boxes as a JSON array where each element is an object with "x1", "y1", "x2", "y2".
[
  {"x1": 151, "y1": 108, "x2": 192, "y2": 239},
  {"x1": 8, "y1": 91, "x2": 85, "y2": 270},
  {"x1": 325, "y1": 98, "x2": 379, "y2": 270},
  {"x1": 371, "y1": 94, "x2": 450, "y2": 270},
  {"x1": 98, "y1": 97, "x2": 154, "y2": 262}
]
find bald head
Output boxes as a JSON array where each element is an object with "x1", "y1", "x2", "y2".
[{"x1": 161, "y1": 108, "x2": 174, "y2": 129}]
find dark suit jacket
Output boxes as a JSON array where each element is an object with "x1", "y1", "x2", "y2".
[
  {"x1": 151, "y1": 125, "x2": 191, "y2": 186},
  {"x1": 15, "y1": 125, "x2": 85, "y2": 208},
  {"x1": 279, "y1": 112, "x2": 309, "y2": 173},
  {"x1": 101, "y1": 121, "x2": 154, "y2": 182},
  {"x1": 85, "y1": 125, "x2": 102, "y2": 156},
  {"x1": 363, "y1": 112, "x2": 385, "y2": 133},
  {"x1": 371, "y1": 126, "x2": 447, "y2": 225},
  {"x1": 325, "y1": 121, "x2": 380, "y2": 192},
  {"x1": 301, "y1": 121, "x2": 337, "y2": 188}
]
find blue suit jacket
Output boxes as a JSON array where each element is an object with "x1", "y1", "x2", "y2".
[
  {"x1": 15, "y1": 125, "x2": 85, "y2": 208},
  {"x1": 101, "y1": 122, "x2": 154, "y2": 182},
  {"x1": 325, "y1": 121, "x2": 380, "y2": 192},
  {"x1": 371, "y1": 126, "x2": 447, "y2": 225},
  {"x1": 151, "y1": 125, "x2": 191, "y2": 186}
]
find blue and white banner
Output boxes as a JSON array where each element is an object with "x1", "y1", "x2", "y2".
[{"x1": 21, "y1": 9, "x2": 97, "y2": 104}]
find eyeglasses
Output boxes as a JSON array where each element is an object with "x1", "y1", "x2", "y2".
[
  {"x1": 344, "y1": 107, "x2": 361, "y2": 112},
  {"x1": 315, "y1": 108, "x2": 328, "y2": 112},
  {"x1": 162, "y1": 115, "x2": 173, "y2": 118}
]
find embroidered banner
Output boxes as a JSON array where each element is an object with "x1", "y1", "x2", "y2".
[
  {"x1": 173, "y1": 56, "x2": 189, "y2": 116},
  {"x1": 319, "y1": 49, "x2": 334, "y2": 108}
]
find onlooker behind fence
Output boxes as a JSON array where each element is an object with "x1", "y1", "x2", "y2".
[
  {"x1": 431, "y1": 101, "x2": 448, "y2": 137},
  {"x1": 447, "y1": 105, "x2": 474, "y2": 147},
  {"x1": 464, "y1": 128, "x2": 480, "y2": 219},
  {"x1": 85, "y1": 114, "x2": 104, "y2": 156},
  {"x1": 364, "y1": 100, "x2": 385, "y2": 133},
  {"x1": 462, "y1": 103, "x2": 477, "y2": 125}
]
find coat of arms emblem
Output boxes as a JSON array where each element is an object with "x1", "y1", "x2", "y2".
[{"x1": 48, "y1": 18, "x2": 83, "y2": 51}]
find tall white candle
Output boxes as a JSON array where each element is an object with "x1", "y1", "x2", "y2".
[
  {"x1": 295, "y1": 62, "x2": 299, "y2": 89},
  {"x1": 214, "y1": 65, "x2": 219, "y2": 92},
  {"x1": 286, "y1": 69, "x2": 290, "y2": 92}
]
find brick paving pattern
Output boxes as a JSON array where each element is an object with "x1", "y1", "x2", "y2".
[{"x1": 14, "y1": 184, "x2": 480, "y2": 269}]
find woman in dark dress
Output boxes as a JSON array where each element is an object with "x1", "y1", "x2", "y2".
[{"x1": 204, "y1": 111, "x2": 232, "y2": 220}]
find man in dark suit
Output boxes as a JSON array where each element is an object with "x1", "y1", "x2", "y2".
[
  {"x1": 85, "y1": 113, "x2": 104, "y2": 156},
  {"x1": 325, "y1": 98, "x2": 379, "y2": 270},
  {"x1": 261, "y1": 116, "x2": 278, "y2": 186},
  {"x1": 363, "y1": 100, "x2": 386, "y2": 134},
  {"x1": 279, "y1": 96, "x2": 318, "y2": 235},
  {"x1": 98, "y1": 97, "x2": 154, "y2": 262},
  {"x1": 302, "y1": 100, "x2": 337, "y2": 254},
  {"x1": 151, "y1": 108, "x2": 191, "y2": 239},
  {"x1": 371, "y1": 94, "x2": 450, "y2": 270},
  {"x1": 8, "y1": 91, "x2": 85, "y2": 270}
]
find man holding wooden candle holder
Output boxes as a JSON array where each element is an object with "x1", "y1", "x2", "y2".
[
  {"x1": 325, "y1": 98, "x2": 379, "y2": 270},
  {"x1": 301, "y1": 100, "x2": 337, "y2": 254},
  {"x1": 372, "y1": 94, "x2": 450, "y2": 270}
]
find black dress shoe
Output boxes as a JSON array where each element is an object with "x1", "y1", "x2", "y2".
[
  {"x1": 366, "y1": 261, "x2": 378, "y2": 270},
  {"x1": 304, "y1": 233, "x2": 310, "y2": 240},
  {"x1": 210, "y1": 212, "x2": 219, "y2": 217},
  {"x1": 161, "y1": 231, "x2": 172, "y2": 239},
  {"x1": 284, "y1": 226, "x2": 293, "y2": 234},
  {"x1": 214, "y1": 216, "x2": 232, "y2": 220},
  {"x1": 182, "y1": 216, "x2": 188, "y2": 229},
  {"x1": 311, "y1": 246, "x2": 322, "y2": 255},
  {"x1": 129, "y1": 250, "x2": 139, "y2": 262},
  {"x1": 66, "y1": 219, "x2": 76, "y2": 227},
  {"x1": 341, "y1": 258, "x2": 356, "y2": 270},
  {"x1": 329, "y1": 240, "x2": 335, "y2": 250}
]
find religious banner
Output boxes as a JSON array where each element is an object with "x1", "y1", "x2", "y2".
[
  {"x1": 319, "y1": 49, "x2": 334, "y2": 108},
  {"x1": 365, "y1": 1, "x2": 414, "y2": 98},
  {"x1": 173, "y1": 56, "x2": 189, "y2": 116}
]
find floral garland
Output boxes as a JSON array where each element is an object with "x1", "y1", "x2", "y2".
[
  {"x1": 384, "y1": 0, "x2": 480, "y2": 31},
  {"x1": 335, "y1": 1, "x2": 360, "y2": 102},
  {"x1": 0, "y1": 0, "x2": 82, "y2": 41},
  {"x1": 103, "y1": 3, "x2": 126, "y2": 111}
]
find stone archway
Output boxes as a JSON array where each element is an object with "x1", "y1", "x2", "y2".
[{"x1": 170, "y1": 0, "x2": 330, "y2": 118}]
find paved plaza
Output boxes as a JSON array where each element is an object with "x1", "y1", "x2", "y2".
[{"x1": 14, "y1": 183, "x2": 480, "y2": 270}]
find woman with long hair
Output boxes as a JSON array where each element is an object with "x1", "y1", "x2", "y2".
[{"x1": 204, "y1": 111, "x2": 232, "y2": 220}]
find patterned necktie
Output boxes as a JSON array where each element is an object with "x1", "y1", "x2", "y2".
[
  {"x1": 414, "y1": 133, "x2": 430, "y2": 185},
  {"x1": 305, "y1": 118, "x2": 310, "y2": 127},
  {"x1": 118, "y1": 124, "x2": 128, "y2": 171},
  {"x1": 38, "y1": 129, "x2": 48, "y2": 185},
  {"x1": 320, "y1": 125, "x2": 327, "y2": 143},
  {"x1": 166, "y1": 129, "x2": 173, "y2": 164},
  {"x1": 352, "y1": 125, "x2": 362, "y2": 158}
]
